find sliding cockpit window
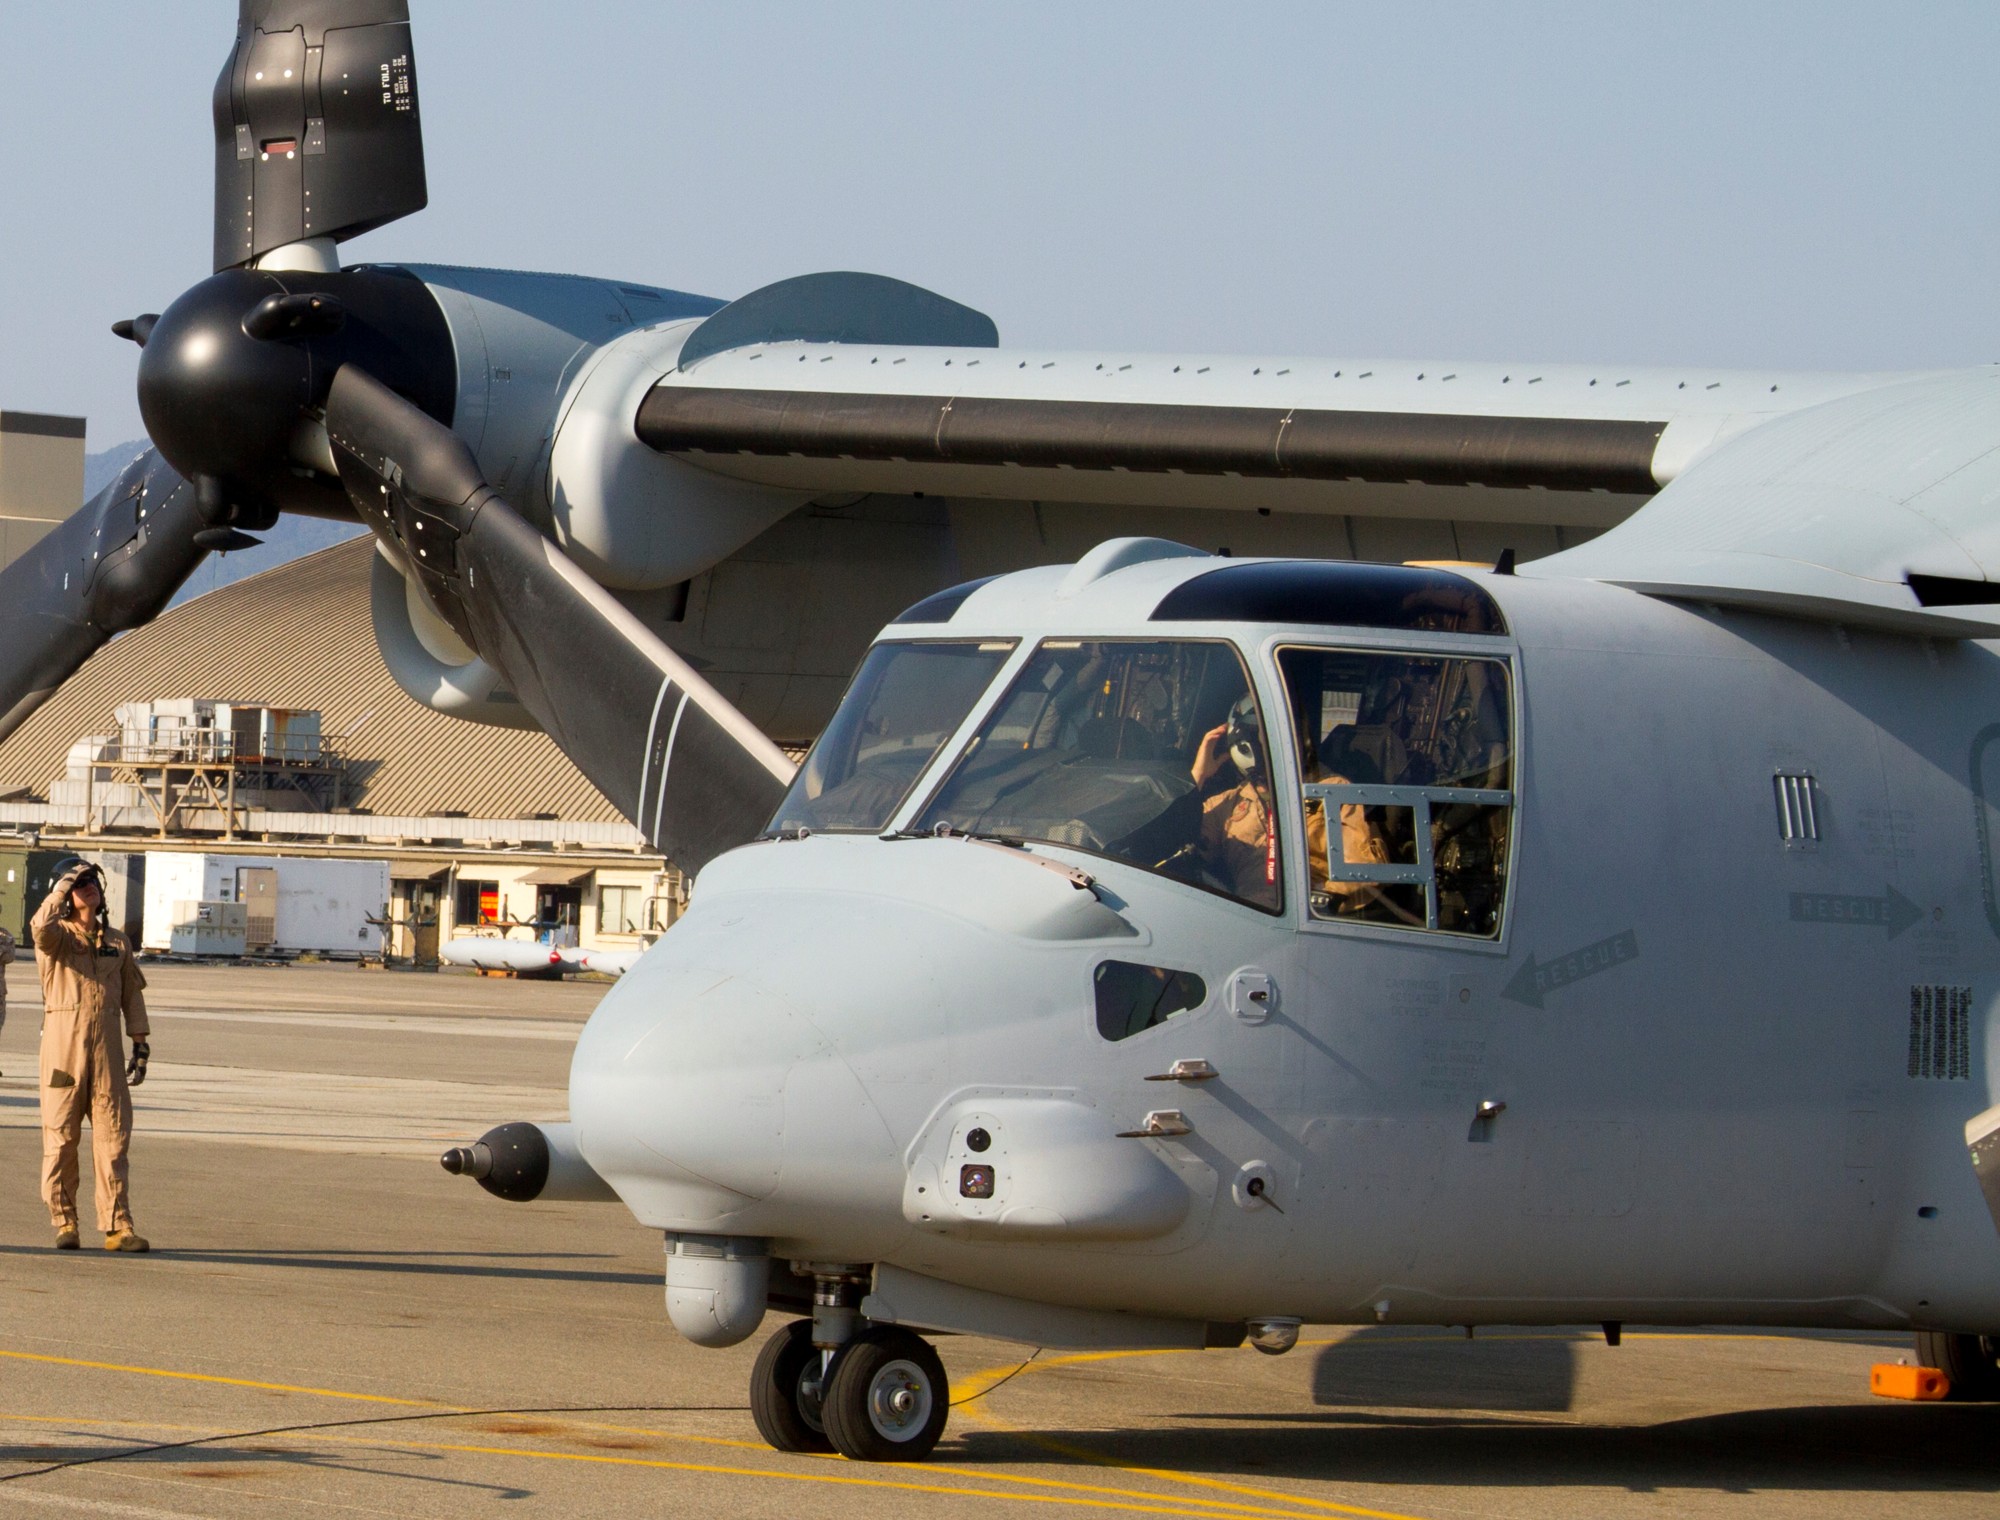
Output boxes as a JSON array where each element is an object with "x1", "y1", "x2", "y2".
[
  {"x1": 768, "y1": 640, "x2": 1017, "y2": 835},
  {"x1": 1279, "y1": 646, "x2": 1513, "y2": 937},
  {"x1": 915, "y1": 638, "x2": 1284, "y2": 911}
]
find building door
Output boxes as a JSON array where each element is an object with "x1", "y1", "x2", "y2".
[
  {"x1": 537, "y1": 884, "x2": 582, "y2": 929},
  {"x1": 413, "y1": 879, "x2": 442, "y2": 965}
]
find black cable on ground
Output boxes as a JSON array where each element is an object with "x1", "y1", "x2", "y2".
[
  {"x1": 950, "y1": 1348, "x2": 1042, "y2": 1406},
  {"x1": 0, "y1": 1402, "x2": 746, "y2": 1486}
]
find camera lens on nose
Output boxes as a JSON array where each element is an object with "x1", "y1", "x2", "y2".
[{"x1": 965, "y1": 1127, "x2": 991, "y2": 1153}]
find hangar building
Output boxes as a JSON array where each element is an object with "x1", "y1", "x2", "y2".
[{"x1": 0, "y1": 534, "x2": 674, "y2": 963}]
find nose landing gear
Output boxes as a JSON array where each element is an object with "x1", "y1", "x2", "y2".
[
  {"x1": 821, "y1": 1327, "x2": 950, "y2": 1461},
  {"x1": 749, "y1": 1268, "x2": 952, "y2": 1461}
]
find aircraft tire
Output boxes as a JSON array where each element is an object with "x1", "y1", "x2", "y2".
[
  {"x1": 750, "y1": 1319, "x2": 834, "y2": 1453},
  {"x1": 1913, "y1": 1331, "x2": 2000, "y2": 1400},
  {"x1": 821, "y1": 1327, "x2": 950, "y2": 1462}
]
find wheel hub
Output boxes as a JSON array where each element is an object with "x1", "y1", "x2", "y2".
[
  {"x1": 865, "y1": 1359, "x2": 933, "y2": 1440},
  {"x1": 796, "y1": 1360, "x2": 829, "y2": 1433}
]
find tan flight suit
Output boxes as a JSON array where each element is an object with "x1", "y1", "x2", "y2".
[{"x1": 32, "y1": 883, "x2": 148, "y2": 1234}]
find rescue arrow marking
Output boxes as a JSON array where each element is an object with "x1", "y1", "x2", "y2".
[
  {"x1": 1788, "y1": 884, "x2": 1923, "y2": 940},
  {"x1": 1502, "y1": 929, "x2": 1639, "y2": 1009}
]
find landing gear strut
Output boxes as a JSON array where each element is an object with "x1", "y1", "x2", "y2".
[{"x1": 749, "y1": 1267, "x2": 951, "y2": 1461}]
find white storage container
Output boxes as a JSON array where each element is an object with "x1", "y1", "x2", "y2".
[{"x1": 143, "y1": 853, "x2": 388, "y2": 956}]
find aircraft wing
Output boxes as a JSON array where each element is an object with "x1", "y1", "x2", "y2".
[
  {"x1": 636, "y1": 274, "x2": 1918, "y2": 534},
  {"x1": 1522, "y1": 370, "x2": 2000, "y2": 638}
]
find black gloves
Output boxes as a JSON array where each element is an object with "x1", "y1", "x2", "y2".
[{"x1": 126, "y1": 1040, "x2": 149, "y2": 1086}]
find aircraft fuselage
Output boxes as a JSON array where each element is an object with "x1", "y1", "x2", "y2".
[{"x1": 571, "y1": 554, "x2": 2000, "y2": 1341}]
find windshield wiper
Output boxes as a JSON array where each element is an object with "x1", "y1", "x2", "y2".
[{"x1": 879, "y1": 823, "x2": 1097, "y2": 893}]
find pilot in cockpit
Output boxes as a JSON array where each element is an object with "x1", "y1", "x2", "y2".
[
  {"x1": 1302, "y1": 725, "x2": 1418, "y2": 923},
  {"x1": 1190, "y1": 696, "x2": 1286, "y2": 905}
]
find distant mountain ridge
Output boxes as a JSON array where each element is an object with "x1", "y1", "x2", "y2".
[{"x1": 84, "y1": 440, "x2": 366, "y2": 609}]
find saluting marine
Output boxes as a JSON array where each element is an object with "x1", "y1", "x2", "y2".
[{"x1": 33, "y1": 859, "x2": 151, "y2": 1253}]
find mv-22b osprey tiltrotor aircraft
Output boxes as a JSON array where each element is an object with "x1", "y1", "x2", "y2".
[{"x1": 7, "y1": 0, "x2": 1999, "y2": 1462}]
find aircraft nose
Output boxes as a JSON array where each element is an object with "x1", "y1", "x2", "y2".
[
  {"x1": 572, "y1": 961, "x2": 798, "y2": 1205},
  {"x1": 568, "y1": 918, "x2": 900, "y2": 1232}
]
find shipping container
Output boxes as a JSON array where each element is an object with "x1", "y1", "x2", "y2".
[
  {"x1": 0, "y1": 847, "x2": 24, "y2": 940},
  {"x1": 142, "y1": 853, "x2": 387, "y2": 956}
]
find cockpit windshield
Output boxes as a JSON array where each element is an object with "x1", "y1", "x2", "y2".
[
  {"x1": 769, "y1": 640, "x2": 1016, "y2": 835},
  {"x1": 915, "y1": 639, "x2": 1283, "y2": 911}
]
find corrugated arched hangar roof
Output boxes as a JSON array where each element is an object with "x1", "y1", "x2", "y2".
[{"x1": 0, "y1": 537, "x2": 622, "y2": 823}]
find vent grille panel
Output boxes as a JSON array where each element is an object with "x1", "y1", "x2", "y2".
[
  {"x1": 1774, "y1": 771, "x2": 1820, "y2": 845},
  {"x1": 1908, "y1": 984, "x2": 1972, "y2": 1080}
]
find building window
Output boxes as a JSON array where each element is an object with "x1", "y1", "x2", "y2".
[
  {"x1": 455, "y1": 879, "x2": 500, "y2": 927},
  {"x1": 600, "y1": 884, "x2": 642, "y2": 935}
]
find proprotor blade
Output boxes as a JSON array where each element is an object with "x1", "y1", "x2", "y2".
[
  {"x1": 322, "y1": 365, "x2": 795, "y2": 873},
  {"x1": 0, "y1": 449, "x2": 208, "y2": 742},
  {"x1": 213, "y1": 0, "x2": 427, "y2": 271}
]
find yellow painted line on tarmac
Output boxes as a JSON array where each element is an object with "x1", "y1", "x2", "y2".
[
  {"x1": 0, "y1": 1351, "x2": 449, "y2": 1409},
  {"x1": 0, "y1": 1357, "x2": 1372, "y2": 1520},
  {"x1": 0, "y1": 1412, "x2": 1325, "y2": 1520},
  {"x1": 953, "y1": 1346, "x2": 1432, "y2": 1520},
  {"x1": 313, "y1": 1432, "x2": 1325, "y2": 1519},
  {"x1": 0, "y1": 1406, "x2": 1346, "y2": 1520},
  {"x1": 538, "y1": 1415, "x2": 1317, "y2": 1520},
  {"x1": 948, "y1": 1327, "x2": 1886, "y2": 1520},
  {"x1": 9, "y1": 1328, "x2": 1867, "y2": 1519}
]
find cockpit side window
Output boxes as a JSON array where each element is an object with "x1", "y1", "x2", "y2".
[
  {"x1": 916, "y1": 639, "x2": 1283, "y2": 912},
  {"x1": 768, "y1": 640, "x2": 1016, "y2": 835},
  {"x1": 1277, "y1": 646, "x2": 1513, "y2": 938}
]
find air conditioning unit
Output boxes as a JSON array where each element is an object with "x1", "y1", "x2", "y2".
[{"x1": 169, "y1": 900, "x2": 247, "y2": 957}]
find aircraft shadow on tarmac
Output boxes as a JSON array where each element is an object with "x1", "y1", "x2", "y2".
[
  {"x1": 1311, "y1": 1325, "x2": 1580, "y2": 1411},
  {"x1": 948, "y1": 1330, "x2": 1998, "y2": 1495},
  {"x1": 955, "y1": 1402, "x2": 1999, "y2": 1494}
]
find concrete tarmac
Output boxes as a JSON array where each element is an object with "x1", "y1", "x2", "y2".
[{"x1": 0, "y1": 960, "x2": 1991, "y2": 1518}]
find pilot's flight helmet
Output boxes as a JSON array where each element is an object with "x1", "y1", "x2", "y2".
[
  {"x1": 52, "y1": 855, "x2": 104, "y2": 902},
  {"x1": 1225, "y1": 695, "x2": 1262, "y2": 776},
  {"x1": 53, "y1": 855, "x2": 100, "y2": 884}
]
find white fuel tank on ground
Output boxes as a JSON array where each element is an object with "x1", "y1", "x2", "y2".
[{"x1": 439, "y1": 936, "x2": 563, "y2": 974}]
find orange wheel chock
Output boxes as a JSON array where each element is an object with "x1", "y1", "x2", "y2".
[{"x1": 1870, "y1": 1363, "x2": 1951, "y2": 1400}]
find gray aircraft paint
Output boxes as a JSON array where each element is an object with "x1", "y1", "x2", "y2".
[
  {"x1": 569, "y1": 545, "x2": 2000, "y2": 1342},
  {"x1": 1500, "y1": 930, "x2": 1640, "y2": 1009},
  {"x1": 1789, "y1": 887, "x2": 1924, "y2": 940}
]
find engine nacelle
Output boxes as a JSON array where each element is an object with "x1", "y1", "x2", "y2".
[
  {"x1": 372, "y1": 266, "x2": 813, "y2": 724},
  {"x1": 546, "y1": 323, "x2": 808, "y2": 589},
  {"x1": 409, "y1": 264, "x2": 806, "y2": 591},
  {"x1": 369, "y1": 545, "x2": 538, "y2": 729}
]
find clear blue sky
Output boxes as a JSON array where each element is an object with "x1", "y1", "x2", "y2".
[{"x1": 3, "y1": 2, "x2": 1997, "y2": 446}]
